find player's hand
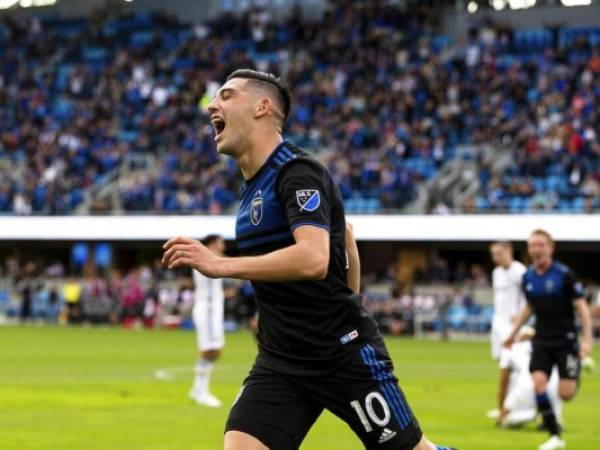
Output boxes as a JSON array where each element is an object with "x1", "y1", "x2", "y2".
[
  {"x1": 503, "y1": 335, "x2": 515, "y2": 349},
  {"x1": 580, "y1": 339, "x2": 592, "y2": 359},
  {"x1": 162, "y1": 236, "x2": 223, "y2": 278}
]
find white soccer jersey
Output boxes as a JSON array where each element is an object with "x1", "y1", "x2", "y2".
[
  {"x1": 192, "y1": 270, "x2": 225, "y2": 351},
  {"x1": 491, "y1": 260, "x2": 527, "y2": 359},
  {"x1": 492, "y1": 260, "x2": 527, "y2": 324}
]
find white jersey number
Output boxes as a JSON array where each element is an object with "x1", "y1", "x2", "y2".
[{"x1": 350, "y1": 391, "x2": 391, "y2": 432}]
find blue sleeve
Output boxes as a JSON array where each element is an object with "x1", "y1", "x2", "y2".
[{"x1": 564, "y1": 269, "x2": 584, "y2": 302}]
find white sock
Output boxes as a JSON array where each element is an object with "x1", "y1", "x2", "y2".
[{"x1": 192, "y1": 359, "x2": 214, "y2": 397}]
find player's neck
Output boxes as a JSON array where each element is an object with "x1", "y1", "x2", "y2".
[
  {"x1": 236, "y1": 131, "x2": 283, "y2": 180},
  {"x1": 534, "y1": 257, "x2": 553, "y2": 274},
  {"x1": 501, "y1": 259, "x2": 513, "y2": 269}
]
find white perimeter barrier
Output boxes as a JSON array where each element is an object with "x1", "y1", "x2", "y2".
[{"x1": 0, "y1": 214, "x2": 599, "y2": 241}]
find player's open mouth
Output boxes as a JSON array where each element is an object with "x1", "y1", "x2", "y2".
[{"x1": 211, "y1": 116, "x2": 226, "y2": 140}]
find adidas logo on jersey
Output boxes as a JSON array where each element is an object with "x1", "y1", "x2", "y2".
[{"x1": 378, "y1": 428, "x2": 396, "y2": 444}]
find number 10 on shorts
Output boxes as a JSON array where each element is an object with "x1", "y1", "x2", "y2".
[{"x1": 350, "y1": 391, "x2": 391, "y2": 432}]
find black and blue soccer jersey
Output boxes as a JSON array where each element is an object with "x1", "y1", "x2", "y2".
[
  {"x1": 522, "y1": 261, "x2": 584, "y2": 344},
  {"x1": 235, "y1": 140, "x2": 375, "y2": 375}
]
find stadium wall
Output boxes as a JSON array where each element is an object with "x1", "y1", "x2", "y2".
[{"x1": 0, "y1": 214, "x2": 599, "y2": 241}]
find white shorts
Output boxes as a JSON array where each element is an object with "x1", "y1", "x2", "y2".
[
  {"x1": 491, "y1": 320, "x2": 512, "y2": 360},
  {"x1": 504, "y1": 379, "x2": 535, "y2": 412},
  {"x1": 192, "y1": 298, "x2": 224, "y2": 352}
]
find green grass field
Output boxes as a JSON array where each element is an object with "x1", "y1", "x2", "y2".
[{"x1": 0, "y1": 326, "x2": 598, "y2": 450}]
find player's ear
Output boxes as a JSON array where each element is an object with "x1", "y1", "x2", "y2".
[{"x1": 253, "y1": 97, "x2": 272, "y2": 119}]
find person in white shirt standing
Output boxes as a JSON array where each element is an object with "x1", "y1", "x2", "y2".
[
  {"x1": 190, "y1": 234, "x2": 227, "y2": 407},
  {"x1": 487, "y1": 241, "x2": 527, "y2": 419}
]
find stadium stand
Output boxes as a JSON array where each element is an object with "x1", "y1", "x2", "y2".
[{"x1": 1, "y1": 2, "x2": 597, "y2": 215}]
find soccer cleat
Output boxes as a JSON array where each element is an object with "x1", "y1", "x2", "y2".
[
  {"x1": 538, "y1": 436, "x2": 566, "y2": 450},
  {"x1": 193, "y1": 392, "x2": 222, "y2": 408},
  {"x1": 486, "y1": 408, "x2": 500, "y2": 419}
]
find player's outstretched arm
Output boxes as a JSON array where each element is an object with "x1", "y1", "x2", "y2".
[
  {"x1": 574, "y1": 297, "x2": 593, "y2": 359},
  {"x1": 162, "y1": 225, "x2": 329, "y2": 282},
  {"x1": 345, "y1": 222, "x2": 360, "y2": 293},
  {"x1": 503, "y1": 303, "x2": 532, "y2": 348}
]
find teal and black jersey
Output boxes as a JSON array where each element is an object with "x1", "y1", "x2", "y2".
[
  {"x1": 522, "y1": 261, "x2": 584, "y2": 344},
  {"x1": 235, "y1": 140, "x2": 376, "y2": 375}
]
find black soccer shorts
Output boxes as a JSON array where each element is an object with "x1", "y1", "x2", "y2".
[
  {"x1": 529, "y1": 339, "x2": 581, "y2": 380},
  {"x1": 225, "y1": 339, "x2": 423, "y2": 450}
]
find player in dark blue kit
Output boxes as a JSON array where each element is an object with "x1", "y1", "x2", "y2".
[
  {"x1": 162, "y1": 69, "x2": 456, "y2": 450},
  {"x1": 504, "y1": 229, "x2": 593, "y2": 450}
]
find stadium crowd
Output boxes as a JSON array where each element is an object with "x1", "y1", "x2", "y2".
[
  {"x1": 1, "y1": 1, "x2": 598, "y2": 215},
  {"x1": 4, "y1": 255, "x2": 600, "y2": 338}
]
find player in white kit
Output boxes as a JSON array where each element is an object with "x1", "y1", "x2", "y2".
[
  {"x1": 498, "y1": 326, "x2": 562, "y2": 428},
  {"x1": 487, "y1": 241, "x2": 527, "y2": 419},
  {"x1": 190, "y1": 235, "x2": 226, "y2": 407}
]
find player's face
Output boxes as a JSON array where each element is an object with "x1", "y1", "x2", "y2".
[
  {"x1": 527, "y1": 234, "x2": 553, "y2": 264},
  {"x1": 207, "y1": 78, "x2": 255, "y2": 157},
  {"x1": 207, "y1": 238, "x2": 226, "y2": 257},
  {"x1": 490, "y1": 245, "x2": 510, "y2": 267},
  {"x1": 214, "y1": 238, "x2": 226, "y2": 256}
]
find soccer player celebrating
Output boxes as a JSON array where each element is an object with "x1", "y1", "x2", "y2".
[
  {"x1": 162, "y1": 69, "x2": 455, "y2": 450},
  {"x1": 488, "y1": 241, "x2": 527, "y2": 420},
  {"x1": 504, "y1": 229, "x2": 593, "y2": 450},
  {"x1": 190, "y1": 234, "x2": 227, "y2": 407}
]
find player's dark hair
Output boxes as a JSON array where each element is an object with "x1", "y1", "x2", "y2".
[
  {"x1": 530, "y1": 229, "x2": 554, "y2": 247},
  {"x1": 201, "y1": 234, "x2": 222, "y2": 246},
  {"x1": 226, "y1": 69, "x2": 291, "y2": 126},
  {"x1": 491, "y1": 241, "x2": 513, "y2": 251}
]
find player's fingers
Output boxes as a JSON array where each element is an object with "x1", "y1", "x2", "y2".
[
  {"x1": 163, "y1": 236, "x2": 194, "y2": 250},
  {"x1": 168, "y1": 256, "x2": 192, "y2": 269},
  {"x1": 162, "y1": 244, "x2": 192, "y2": 266}
]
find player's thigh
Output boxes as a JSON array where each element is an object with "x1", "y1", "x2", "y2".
[
  {"x1": 226, "y1": 364, "x2": 322, "y2": 450},
  {"x1": 224, "y1": 431, "x2": 268, "y2": 450},
  {"x1": 308, "y1": 342, "x2": 422, "y2": 450},
  {"x1": 529, "y1": 344, "x2": 553, "y2": 387}
]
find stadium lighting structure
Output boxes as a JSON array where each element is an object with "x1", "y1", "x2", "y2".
[
  {"x1": 467, "y1": 1, "x2": 479, "y2": 13},
  {"x1": 508, "y1": 0, "x2": 536, "y2": 9},
  {"x1": 491, "y1": 0, "x2": 506, "y2": 10},
  {"x1": 561, "y1": 0, "x2": 591, "y2": 5},
  {"x1": 0, "y1": 0, "x2": 57, "y2": 7},
  {"x1": 0, "y1": 0, "x2": 18, "y2": 8}
]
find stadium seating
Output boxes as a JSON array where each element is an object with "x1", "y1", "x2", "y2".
[{"x1": 0, "y1": 5, "x2": 598, "y2": 214}]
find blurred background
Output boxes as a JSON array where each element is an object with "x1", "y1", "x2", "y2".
[{"x1": 0, "y1": 0, "x2": 599, "y2": 338}]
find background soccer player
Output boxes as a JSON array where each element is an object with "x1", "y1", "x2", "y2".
[
  {"x1": 504, "y1": 229, "x2": 593, "y2": 450},
  {"x1": 190, "y1": 234, "x2": 226, "y2": 407},
  {"x1": 162, "y1": 69, "x2": 455, "y2": 450},
  {"x1": 487, "y1": 241, "x2": 527, "y2": 420},
  {"x1": 496, "y1": 326, "x2": 562, "y2": 429}
]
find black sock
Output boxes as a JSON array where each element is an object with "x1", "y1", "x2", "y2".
[{"x1": 536, "y1": 392, "x2": 560, "y2": 436}]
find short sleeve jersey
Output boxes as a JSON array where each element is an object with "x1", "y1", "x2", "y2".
[
  {"x1": 235, "y1": 141, "x2": 375, "y2": 375},
  {"x1": 522, "y1": 261, "x2": 584, "y2": 344}
]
